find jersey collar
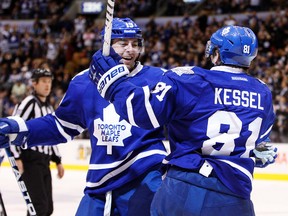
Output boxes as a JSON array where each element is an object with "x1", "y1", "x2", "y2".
[
  {"x1": 128, "y1": 61, "x2": 143, "y2": 77},
  {"x1": 210, "y1": 65, "x2": 245, "y2": 74}
]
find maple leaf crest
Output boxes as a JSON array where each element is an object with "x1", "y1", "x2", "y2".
[{"x1": 94, "y1": 104, "x2": 132, "y2": 154}]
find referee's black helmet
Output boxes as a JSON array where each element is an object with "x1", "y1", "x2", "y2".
[{"x1": 31, "y1": 68, "x2": 54, "y2": 81}]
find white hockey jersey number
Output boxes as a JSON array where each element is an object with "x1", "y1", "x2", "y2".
[
  {"x1": 202, "y1": 110, "x2": 262, "y2": 157},
  {"x1": 151, "y1": 82, "x2": 172, "y2": 102}
]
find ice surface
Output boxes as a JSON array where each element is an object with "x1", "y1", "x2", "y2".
[{"x1": 0, "y1": 167, "x2": 287, "y2": 216}]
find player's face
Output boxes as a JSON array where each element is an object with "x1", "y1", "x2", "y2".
[
  {"x1": 33, "y1": 77, "x2": 52, "y2": 100},
  {"x1": 112, "y1": 38, "x2": 141, "y2": 70}
]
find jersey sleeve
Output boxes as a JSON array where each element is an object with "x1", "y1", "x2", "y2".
[
  {"x1": 50, "y1": 145, "x2": 62, "y2": 164},
  {"x1": 10, "y1": 96, "x2": 35, "y2": 157},
  {"x1": 108, "y1": 68, "x2": 201, "y2": 129},
  {"x1": 26, "y1": 73, "x2": 88, "y2": 147},
  {"x1": 256, "y1": 85, "x2": 276, "y2": 144}
]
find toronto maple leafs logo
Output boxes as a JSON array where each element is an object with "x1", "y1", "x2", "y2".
[
  {"x1": 94, "y1": 104, "x2": 132, "y2": 155},
  {"x1": 171, "y1": 66, "x2": 194, "y2": 76},
  {"x1": 221, "y1": 26, "x2": 230, "y2": 36}
]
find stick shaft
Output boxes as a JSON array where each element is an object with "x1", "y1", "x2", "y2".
[
  {"x1": 0, "y1": 191, "x2": 7, "y2": 216},
  {"x1": 102, "y1": 0, "x2": 115, "y2": 56},
  {"x1": 5, "y1": 148, "x2": 37, "y2": 216}
]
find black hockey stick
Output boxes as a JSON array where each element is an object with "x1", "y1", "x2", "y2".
[
  {"x1": 0, "y1": 191, "x2": 7, "y2": 216},
  {"x1": 5, "y1": 148, "x2": 37, "y2": 215}
]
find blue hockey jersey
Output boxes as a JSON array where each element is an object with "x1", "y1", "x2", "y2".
[
  {"x1": 107, "y1": 65, "x2": 275, "y2": 199},
  {"x1": 24, "y1": 63, "x2": 169, "y2": 195}
]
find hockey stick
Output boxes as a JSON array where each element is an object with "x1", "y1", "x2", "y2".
[
  {"x1": 102, "y1": 0, "x2": 116, "y2": 56},
  {"x1": 5, "y1": 147, "x2": 37, "y2": 215},
  {"x1": 0, "y1": 191, "x2": 7, "y2": 216}
]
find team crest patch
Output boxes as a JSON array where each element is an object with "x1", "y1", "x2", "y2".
[
  {"x1": 171, "y1": 66, "x2": 195, "y2": 76},
  {"x1": 222, "y1": 26, "x2": 231, "y2": 36}
]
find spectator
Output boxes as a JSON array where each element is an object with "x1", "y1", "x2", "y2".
[{"x1": 11, "y1": 77, "x2": 27, "y2": 102}]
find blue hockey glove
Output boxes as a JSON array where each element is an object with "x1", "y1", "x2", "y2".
[
  {"x1": 89, "y1": 47, "x2": 129, "y2": 97},
  {"x1": 0, "y1": 116, "x2": 29, "y2": 147},
  {"x1": 253, "y1": 143, "x2": 277, "y2": 168}
]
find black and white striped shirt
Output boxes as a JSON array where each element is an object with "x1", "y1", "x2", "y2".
[{"x1": 10, "y1": 94, "x2": 62, "y2": 163}]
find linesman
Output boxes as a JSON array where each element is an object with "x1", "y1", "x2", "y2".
[{"x1": 10, "y1": 68, "x2": 64, "y2": 216}]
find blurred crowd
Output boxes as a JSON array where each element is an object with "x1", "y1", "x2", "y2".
[
  {"x1": 0, "y1": 0, "x2": 288, "y2": 142},
  {"x1": 105, "y1": 0, "x2": 288, "y2": 18}
]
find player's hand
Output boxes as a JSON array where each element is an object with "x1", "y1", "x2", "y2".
[
  {"x1": 56, "y1": 163, "x2": 65, "y2": 179},
  {"x1": 253, "y1": 143, "x2": 277, "y2": 168},
  {"x1": 15, "y1": 159, "x2": 24, "y2": 174},
  {"x1": 89, "y1": 47, "x2": 122, "y2": 82},
  {"x1": 0, "y1": 116, "x2": 29, "y2": 147},
  {"x1": 89, "y1": 47, "x2": 129, "y2": 97}
]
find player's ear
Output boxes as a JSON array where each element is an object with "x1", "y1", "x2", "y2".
[{"x1": 211, "y1": 49, "x2": 220, "y2": 65}]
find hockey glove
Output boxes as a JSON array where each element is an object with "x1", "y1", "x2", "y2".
[
  {"x1": 253, "y1": 142, "x2": 277, "y2": 168},
  {"x1": 89, "y1": 47, "x2": 129, "y2": 98},
  {"x1": 0, "y1": 116, "x2": 29, "y2": 147}
]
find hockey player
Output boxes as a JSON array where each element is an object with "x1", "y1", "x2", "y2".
[
  {"x1": 87, "y1": 25, "x2": 277, "y2": 215},
  {"x1": 0, "y1": 18, "x2": 169, "y2": 216}
]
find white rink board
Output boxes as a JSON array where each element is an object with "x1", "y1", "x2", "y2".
[
  {"x1": 3, "y1": 140, "x2": 288, "y2": 179},
  {"x1": 60, "y1": 141, "x2": 288, "y2": 180}
]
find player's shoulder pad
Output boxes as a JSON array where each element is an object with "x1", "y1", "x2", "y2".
[
  {"x1": 161, "y1": 68, "x2": 168, "y2": 73},
  {"x1": 71, "y1": 68, "x2": 89, "y2": 81},
  {"x1": 69, "y1": 69, "x2": 93, "y2": 88},
  {"x1": 256, "y1": 78, "x2": 267, "y2": 85},
  {"x1": 65, "y1": 69, "x2": 92, "y2": 97},
  {"x1": 144, "y1": 65, "x2": 167, "y2": 73},
  {"x1": 170, "y1": 66, "x2": 195, "y2": 76},
  {"x1": 256, "y1": 78, "x2": 272, "y2": 91}
]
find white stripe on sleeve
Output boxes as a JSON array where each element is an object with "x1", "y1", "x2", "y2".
[
  {"x1": 126, "y1": 93, "x2": 138, "y2": 127},
  {"x1": 143, "y1": 86, "x2": 160, "y2": 128},
  {"x1": 52, "y1": 113, "x2": 85, "y2": 134},
  {"x1": 55, "y1": 120, "x2": 72, "y2": 142}
]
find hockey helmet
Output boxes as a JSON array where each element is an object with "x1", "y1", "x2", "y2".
[
  {"x1": 31, "y1": 68, "x2": 53, "y2": 81},
  {"x1": 101, "y1": 17, "x2": 143, "y2": 47},
  {"x1": 205, "y1": 25, "x2": 258, "y2": 68}
]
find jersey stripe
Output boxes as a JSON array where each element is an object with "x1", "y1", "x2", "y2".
[{"x1": 143, "y1": 86, "x2": 160, "y2": 128}]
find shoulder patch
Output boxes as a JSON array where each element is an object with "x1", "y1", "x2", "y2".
[{"x1": 171, "y1": 66, "x2": 195, "y2": 76}]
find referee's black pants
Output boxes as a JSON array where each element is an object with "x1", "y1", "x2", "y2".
[{"x1": 21, "y1": 150, "x2": 53, "y2": 216}]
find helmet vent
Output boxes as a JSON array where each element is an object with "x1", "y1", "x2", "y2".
[
  {"x1": 112, "y1": 30, "x2": 123, "y2": 35},
  {"x1": 228, "y1": 39, "x2": 234, "y2": 45}
]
